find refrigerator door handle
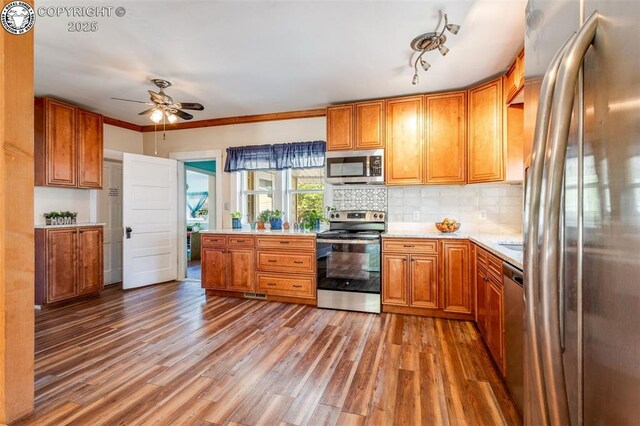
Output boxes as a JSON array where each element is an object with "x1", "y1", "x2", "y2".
[
  {"x1": 539, "y1": 11, "x2": 599, "y2": 426},
  {"x1": 524, "y1": 34, "x2": 574, "y2": 426}
]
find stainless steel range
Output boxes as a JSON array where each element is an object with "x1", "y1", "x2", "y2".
[{"x1": 316, "y1": 210, "x2": 385, "y2": 313}]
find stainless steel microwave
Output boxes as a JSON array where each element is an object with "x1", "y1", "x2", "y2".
[{"x1": 325, "y1": 149, "x2": 384, "y2": 184}]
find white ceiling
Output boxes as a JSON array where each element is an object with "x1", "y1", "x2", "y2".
[{"x1": 35, "y1": 0, "x2": 526, "y2": 125}]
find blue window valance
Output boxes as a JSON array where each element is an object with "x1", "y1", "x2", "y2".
[{"x1": 224, "y1": 140, "x2": 326, "y2": 172}]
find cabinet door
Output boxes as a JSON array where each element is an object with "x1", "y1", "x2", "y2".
[
  {"x1": 201, "y1": 247, "x2": 227, "y2": 290},
  {"x1": 468, "y1": 78, "x2": 504, "y2": 183},
  {"x1": 382, "y1": 253, "x2": 408, "y2": 306},
  {"x1": 327, "y1": 104, "x2": 354, "y2": 151},
  {"x1": 476, "y1": 268, "x2": 489, "y2": 335},
  {"x1": 385, "y1": 97, "x2": 423, "y2": 185},
  {"x1": 46, "y1": 99, "x2": 77, "y2": 187},
  {"x1": 488, "y1": 279, "x2": 504, "y2": 370},
  {"x1": 227, "y1": 249, "x2": 255, "y2": 292},
  {"x1": 47, "y1": 228, "x2": 78, "y2": 302},
  {"x1": 441, "y1": 240, "x2": 473, "y2": 314},
  {"x1": 355, "y1": 101, "x2": 384, "y2": 149},
  {"x1": 77, "y1": 109, "x2": 103, "y2": 188},
  {"x1": 409, "y1": 254, "x2": 439, "y2": 309},
  {"x1": 424, "y1": 92, "x2": 467, "y2": 184},
  {"x1": 77, "y1": 227, "x2": 104, "y2": 295}
]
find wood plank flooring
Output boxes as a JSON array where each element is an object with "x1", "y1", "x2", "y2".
[{"x1": 14, "y1": 281, "x2": 520, "y2": 425}]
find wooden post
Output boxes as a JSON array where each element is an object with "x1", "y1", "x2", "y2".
[{"x1": 0, "y1": 0, "x2": 35, "y2": 422}]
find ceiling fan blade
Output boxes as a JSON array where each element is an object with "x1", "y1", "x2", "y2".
[
  {"x1": 138, "y1": 107, "x2": 157, "y2": 116},
  {"x1": 112, "y1": 97, "x2": 154, "y2": 105},
  {"x1": 174, "y1": 102, "x2": 204, "y2": 111},
  {"x1": 173, "y1": 109, "x2": 194, "y2": 120}
]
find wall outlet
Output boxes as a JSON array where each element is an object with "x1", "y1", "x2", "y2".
[
  {"x1": 479, "y1": 210, "x2": 487, "y2": 220},
  {"x1": 413, "y1": 211, "x2": 420, "y2": 221}
]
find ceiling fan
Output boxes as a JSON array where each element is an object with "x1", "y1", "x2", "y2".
[{"x1": 112, "y1": 79, "x2": 204, "y2": 124}]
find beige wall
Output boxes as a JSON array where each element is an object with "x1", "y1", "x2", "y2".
[
  {"x1": 104, "y1": 124, "x2": 144, "y2": 154},
  {"x1": 142, "y1": 117, "x2": 326, "y2": 228},
  {"x1": 34, "y1": 125, "x2": 144, "y2": 225}
]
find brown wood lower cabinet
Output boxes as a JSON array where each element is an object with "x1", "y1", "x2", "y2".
[
  {"x1": 382, "y1": 238, "x2": 473, "y2": 320},
  {"x1": 35, "y1": 225, "x2": 103, "y2": 305},
  {"x1": 474, "y1": 244, "x2": 505, "y2": 373},
  {"x1": 201, "y1": 234, "x2": 316, "y2": 302}
]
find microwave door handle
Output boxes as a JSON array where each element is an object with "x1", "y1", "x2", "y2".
[
  {"x1": 539, "y1": 11, "x2": 598, "y2": 426},
  {"x1": 524, "y1": 31, "x2": 574, "y2": 426}
]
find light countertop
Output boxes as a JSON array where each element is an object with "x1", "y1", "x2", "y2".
[
  {"x1": 199, "y1": 228, "x2": 319, "y2": 236},
  {"x1": 382, "y1": 231, "x2": 523, "y2": 270},
  {"x1": 35, "y1": 222, "x2": 106, "y2": 229}
]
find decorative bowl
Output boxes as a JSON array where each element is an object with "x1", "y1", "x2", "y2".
[{"x1": 435, "y1": 221, "x2": 461, "y2": 233}]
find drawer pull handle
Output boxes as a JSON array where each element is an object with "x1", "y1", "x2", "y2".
[
  {"x1": 280, "y1": 241, "x2": 290, "y2": 244},
  {"x1": 403, "y1": 244, "x2": 415, "y2": 248},
  {"x1": 267, "y1": 283, "x2": 277, "y2": 286},
  {"x1": 268, "y1": 259, "x2": 277, "y2": 263},
  {"x1": 293, "y1": 261, "x2": 304, "y2": 264},
  {"x1": 236, "y1": 240, "x2": 246, "y2": 243},
  {"x1": 293, "y1": 285, "x2": 302, "y2": 288}
]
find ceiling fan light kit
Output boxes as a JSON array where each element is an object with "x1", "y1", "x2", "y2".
[
  {"x1": 112, "y1": 78, "x2": 204, "y2": 124},
  {"x1": 410, "y1": 12, "x2": 461, "y2": 85}
]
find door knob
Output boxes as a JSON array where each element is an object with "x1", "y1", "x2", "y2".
[{"x1": 125, "y1": 227, "x2": 132, "y2": 239}]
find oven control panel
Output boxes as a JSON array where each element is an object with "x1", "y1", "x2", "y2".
[{"x1": 328, "y1": 210, "x2": 385, "y2": 222}]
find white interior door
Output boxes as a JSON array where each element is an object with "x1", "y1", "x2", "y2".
[
  {"x1": 98, "y1": 160, "x2": 123, "y2": 284},
  {"x1": 123, "y1": 153, "x2": 178, "y2": 289}
]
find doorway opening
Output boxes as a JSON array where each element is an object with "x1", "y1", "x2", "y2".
[
  {"x1": 97, "y1": 159, "x2": 123, "y2": 285},
  {"x1": 184, "y1": 161, "x2": 216, "y2": 280}
]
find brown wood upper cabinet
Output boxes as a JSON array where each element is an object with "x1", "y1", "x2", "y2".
[
  {"x1": 326, "y1": 104, "x2": 354, "y2": 151},
  {"x1": 424, "y1": 92, "x2": 467, "y2": 184},
  {"x1": 35, "y1": 226, "x2": 104, "y2": 305},
  {"x1": 35, "y1": 98, "x2": 103, "y2": 189},
  {"x1": 504, "y1": 48, "x2": 525, "y2": 104},
  {"x1": 326, "y1": 101, "x2": 384, "y2": 151},
  {"x1": 467, "y1": 78, "x2": 504, "y2": 183},
  {"x1": 385, "y1": 96, "x2": 423, "y2": 185}
]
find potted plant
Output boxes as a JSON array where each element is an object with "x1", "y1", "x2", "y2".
[
  {"x1": 258, "y1": 210, "x2": 271, "y2": 230},
  {"x1": 231, "y1": 211, "x2": 242, "y2": 229},
  {"x1": 269, "y1": 209, "x2": 283, "y2": 230},
  {"x1": 301, "y1": 210, "x2": 325, "y2": 231}
]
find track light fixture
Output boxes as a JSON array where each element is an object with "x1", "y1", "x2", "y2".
[{"x1": 410, "y1": 12, "x2": 461, "y2": 85}]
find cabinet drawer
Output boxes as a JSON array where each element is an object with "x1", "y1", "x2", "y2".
[
  {"x1": 256, "y1": 251, "x2": 315, "y2": 274},
  {"x1": 227, "y1": 236, "x2": 254, "y2": 247},
  {"x1": 255, "y1": 236, "x2": 316, "y2": 250},
  {"x1": 201, "y1": 235, "x2": 226, "y2": 247},
  {"x1": 476, "y1": 246, "x2": 489, "y2": 268},
  {"x1": 256, "y1": 273, "x2": 315, "y2": 298},
  {"x1": 382, "y1": 238, "x2": 438, "y2": 254},
  {"x1": 487, "y1": 253, "x2": 503, "y2": 284}
]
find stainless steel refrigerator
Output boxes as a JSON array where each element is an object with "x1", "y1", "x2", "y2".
[{"x1": 524, "y1": 0, "x2": 640, "y2": 424}]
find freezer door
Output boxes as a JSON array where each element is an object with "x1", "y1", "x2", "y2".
[{"x1": 581, "y1": 1, "x2": 640, "y2": 424}]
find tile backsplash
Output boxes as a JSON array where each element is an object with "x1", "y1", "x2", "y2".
[
  {"x1": 386, "y1": 184, "x2": 523, "y2": 235},
  {"x1": 331, "y1": 186, "x2": 387, "y2": 211}
]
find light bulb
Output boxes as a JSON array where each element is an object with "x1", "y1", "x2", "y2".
[
  {"x1": 438, "y1": 44, "x2": 450, "y2": 56},
  {"x1": 150, "y1": 109, "x2": 163, "y2": 123},
  {"x1": 412, "y1": 74, "x2": 419, "y2": 85},
  {"x1": 167, "y1": 113, "x2": 178, "y2": 124},
  {"x1": 421, "y1": 60, "x2": 431, "y2": 71},
  {"x1": 446, "y1": 23, "x2": 461, "y2": 35}
]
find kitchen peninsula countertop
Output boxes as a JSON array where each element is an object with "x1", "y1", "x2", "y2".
[
  {"x1": 34, "y1": 222, "x2": 106, "y2": 229},
  {"x1": 382, "y1": 231, "x2": 523, "y2": 270}
]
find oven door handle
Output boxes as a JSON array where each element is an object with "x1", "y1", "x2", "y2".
[{"x1": 317, "y1": 239, "x2": 380, "y2": 245}]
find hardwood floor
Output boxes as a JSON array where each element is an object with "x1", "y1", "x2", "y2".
[{"x1": 15, "y1": 281, "x2": 520, "y2": 425}]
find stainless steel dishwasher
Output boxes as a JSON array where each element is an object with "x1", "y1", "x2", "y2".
[{"x1": 503, "y1": 261, "x2": 524, "y2": 415}]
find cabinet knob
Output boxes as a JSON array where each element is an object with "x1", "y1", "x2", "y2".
[{"x1": 402, "y1": 258, "x2": 407, "y2": 262}]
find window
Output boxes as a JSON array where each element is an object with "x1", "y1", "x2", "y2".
[
  {"x1": 242, "y1": 170, "x2": 276, "y2": 222},
  {"x1": 239, "y1": 167, "x2": 325, "y2": 224},
  {"x1": 287, "y1": 168, "x2": 325, "y2": 223}
]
